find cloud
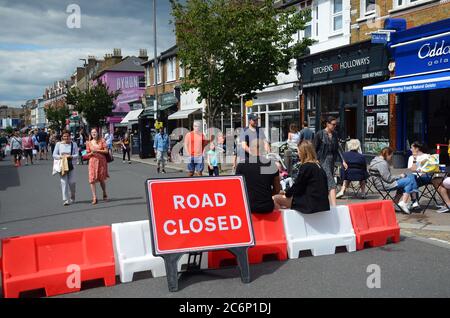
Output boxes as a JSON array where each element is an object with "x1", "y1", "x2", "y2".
[{"x1": 0, "y1": 0, "x2": 176, "y2": 107}]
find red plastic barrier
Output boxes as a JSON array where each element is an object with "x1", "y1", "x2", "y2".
[
  {"x1": 347, "y1": 201, "x2": 400, "y2": 250},
  {"x1": 1, "y1": 226, "x2": 116, "y2": 298},
  {"x1": 208, "y1": 211, "x2": 287, "y2": 268}
]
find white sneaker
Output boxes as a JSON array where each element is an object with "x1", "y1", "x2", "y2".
[
  {"x1": 398, "y1": 201, "x2": 410, "y2": 214},
  {"x1": 436, "y1": 206, "x2": 450, "y2": 213},
  {"x1": 336, "y1": 191, "x2": 345, "y2": 199},
  {"x1": 411, "y1": 201, "x2": 420, "y2": 209},
  {"x1": 63, "y1": 200, "x2": 70, "y2": 206}
]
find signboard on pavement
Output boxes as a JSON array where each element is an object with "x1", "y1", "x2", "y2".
[{"x1": 146, "y1": 176, "x2": 255, "y2": 255}]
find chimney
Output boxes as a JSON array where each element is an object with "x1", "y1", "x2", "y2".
[{"x1": 139, "y1": 49, "x2": 148, "y2": 62}]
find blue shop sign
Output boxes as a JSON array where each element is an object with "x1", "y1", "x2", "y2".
[{"x1": 393, "y1": 33, "x2": 450, "y2": 77}]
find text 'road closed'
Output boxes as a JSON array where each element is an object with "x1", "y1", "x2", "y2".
[{"x1": 147, "y1": 177, "x2": 254, "y2": 255}]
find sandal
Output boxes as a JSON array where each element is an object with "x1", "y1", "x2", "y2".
[{"x1": 92, "y1": 197, "x2": 98, "y2": 205}]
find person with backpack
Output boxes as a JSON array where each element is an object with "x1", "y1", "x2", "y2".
[{"x1": 53, "y1": 130, "x2": 78, "y2": 206}]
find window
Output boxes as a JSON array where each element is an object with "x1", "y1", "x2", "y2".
[
  {"x1": 315, "y1": 5, "x2": 319, "y2": 37},
  {"x1": 166, "y1": 58, "x2": 176, "y2": 82},
  {"x1": 179, "y1": 60, "x2": 185, "y2": 79},
  {"x1": 332, "y1": 0, "x2": 343, "y2": 33},
  {"x1": 361, "y1": 0, "x2": 376, "y2": 16},
  {"x1": 139, "y1": 76, "x2": 145, "y2": 88},
  {"x1": 146, "y1": 67, "x2": 151, "y2": 87},
  {"x1": 394, "y1": 0, "x2": 430, "y2": 9},
  {"x1": 298, "y1": 1, "x2": 313, "y2": 40},
  {"x1": 155, "y1": 62, "x2": 162, "y2": 84}
]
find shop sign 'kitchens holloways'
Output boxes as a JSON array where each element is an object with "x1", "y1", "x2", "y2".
[{"x1": 298, "y1": 42, "x2": 389, "y2": 88}]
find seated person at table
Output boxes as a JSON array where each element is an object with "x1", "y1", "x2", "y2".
[
  {"x1": 336, "y1": 139, "x2": 369, "y2": 199},
  {"x1": 407, "y1": 141, "x2": 433, "y2": 209},
  {"x1": 273, "y1": 141, "x2": 330, "y2": 213},
  {"x1": 369, "y1": 147, "x2": 418, "y2": 214},
  {"x1": 235, "y1": 142, "x2": 280, "y2": 214}
]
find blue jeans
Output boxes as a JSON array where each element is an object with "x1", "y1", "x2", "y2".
[{"x1": 396, "y1": 174, "x2": 418, "y2": 194}]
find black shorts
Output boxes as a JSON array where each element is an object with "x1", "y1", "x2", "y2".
[
  {"x1": 23, "y1": 149, "x2": 33, "y2": 158},
  {"x1": 11, "y1": 149, "x2": 22, "y2": 157}
]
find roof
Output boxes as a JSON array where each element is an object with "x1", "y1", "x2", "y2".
[
  {"x1": 101, "y1": 56, "x2": 146, "y2": 74},
  {"x1": 142, "y1": 45, "x2": 178, "y2": 66}
]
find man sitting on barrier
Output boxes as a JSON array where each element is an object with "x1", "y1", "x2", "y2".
[
  {"x1": 235, "y1": 135, "x2": 280, "y2": 214},
  {"x1": 273, "y1": 141, "x2": 330, "y2": 213}
]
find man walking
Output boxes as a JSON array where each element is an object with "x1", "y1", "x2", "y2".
[
  {"x1": 184, "y1": 120, "x2": 207, "y2": 176},
  {"x1": 239, "y1": 113, "x2": 271, "y2": 163},
  {"x1": 299, "y1": 121, "x2": 315, "y2": 144},
  {"x1": 37, "y1": 128, "x2": 48, "y2": 160},
  {"x1": 154, "y1": 127, "x2": 170, "y2": 174}
]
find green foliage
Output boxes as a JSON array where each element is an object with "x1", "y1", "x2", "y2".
[
  {"x1": 4, "y1": 126, "x2": 13, "y2": 135},
  {"x1": 45, "y1": 104, "x2": 70, "y2": 131},
  {"x1": 67, "y1": 81, "x2": 120, "y2": 129},
  {"x1": 171, "y1": 0, "x2": 314, "y2": 122}
]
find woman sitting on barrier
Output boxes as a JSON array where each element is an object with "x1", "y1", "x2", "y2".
[
  {"x1": 369, "y1": 147, "x2": 418, "y2": 214},
  {"x1": 273, "y1": 141, "x2": 330, "y2": 213}
]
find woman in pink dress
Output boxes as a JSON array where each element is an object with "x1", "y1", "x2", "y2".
[{"x1": 86, "y1": 128, "x2": 110, "y2": 205}]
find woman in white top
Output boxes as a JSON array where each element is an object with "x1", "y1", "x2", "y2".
[
  {"x1": 407, "y1": 141, "x2": 431, "y2": 210},
  {"x1": 53, "y1": 130, "x2": 78, "y2": 206},
  {"x1": 287, "y1": 123, "x2": 301, "y2": 145}
]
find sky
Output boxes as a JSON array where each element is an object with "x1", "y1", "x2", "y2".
[{"x1": 0, "y1": 0, "x2": 178, "y2": 107}]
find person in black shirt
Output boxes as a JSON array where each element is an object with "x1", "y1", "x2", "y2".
[
  {"x1": 235, "y1": 140, "x2": 280, "y2": 213},
  {"x1": 274, "y1": 141, "x2": 330, "y2": 213}
]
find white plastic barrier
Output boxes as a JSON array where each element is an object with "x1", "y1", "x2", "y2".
[
  {"x1": 282, "y1": 206, "x2": 356, "y2": 259},
  {"x1": 112, "y1": 220, "x2": 208, "y2": 283}
]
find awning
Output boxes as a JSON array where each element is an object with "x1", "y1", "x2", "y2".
[
  {"x1": 363, "y1": 71, "x2": 450, "y2": 96},
  {"x1": 168, "y1": 108, "x2": 202, "y2": 120},
  {"x1": 120, "y1": 109, "x2": 143, "y2": 124}
]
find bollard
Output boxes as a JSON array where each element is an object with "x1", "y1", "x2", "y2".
[{"x1": 285, "y1": 149, "x2": 292, "y2": 175}]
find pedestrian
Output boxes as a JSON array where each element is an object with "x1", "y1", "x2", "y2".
[
  {"x1": 235, "y1": 138, "x2": 280, "y2": 214},
  {"x1": 9, "y1": 130, "x2": 22, "y2": 167},
  {"x1": 22, "y1": 131, "x2": 34, "y2": 165},
  {"x1": 240, "y1": 114, "x2": 271, "y2": 163},
  {"x1": 299, "y1": 121, "x2": 315, "y2": 144},
  {"x1": 86, "y1": 128, "x2": 110, "y2": 205},
  {"x1": 32, "y1": 130, "x2": 39, "y2": 161},
  {"x1": 369, "y1": 147, "x2": 418, "y2": 214},
  {"x1": 77, "y1": 128, "x2": 88, "y2": 165},
  {"x1": 105, "y1": 132, "x2": 113, "y2": 157},
  {"x1": 154, "y1": 127, "x2": 170, "y2": 174},
  {"x1": 53, "y1": 130, "x2": 78, "y2": 206},
  {"x1": 37, "y1": 128, "x2": 48, "y2": 160},
  {"x1": 184, "y1": 120, "x2": 208, "y2": 176},
  {"x1": 407, "y1": 141, "x2": 432, "y2": 209},
  {"x1": 120, "y1": 133, "x2": 131, "y2": 164},
  {"x1": 287, "y1": 123, "x2": 301, "y2": 145},
  {"x1": 207, "y1": 142, "x2": 220, "y2": 176},
  {"x1": 313, "y1": 116, "x2": 348, "y2": 206},
  {"x1": 273, "y1": 141, "x2": 330, "y2": 213}
]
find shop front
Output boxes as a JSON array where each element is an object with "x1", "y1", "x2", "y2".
[
  {"x1": 363, "y1": 18, "x2": 450, "y2": 160},
  {"x1": 246, "y1": 84, "x2": 300, "y2": 143},
  {"x1": 298, "y1": 40, "x2": 389, "y2": 153}
]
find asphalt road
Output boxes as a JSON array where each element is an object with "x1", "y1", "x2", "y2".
[{"x1": 1, "y1": 158, "x2": 450, "y2": 298}]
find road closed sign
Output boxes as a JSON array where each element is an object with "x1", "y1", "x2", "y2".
[{"x1": 146, "y1": 176, "x2": 255, "y2": 255}]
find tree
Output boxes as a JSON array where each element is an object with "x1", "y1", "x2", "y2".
[
  {"x1": 45, "y1": 104, "x2": 70, "y2": 132},
  {"x1": 171, "y1": 0, "x2": 314, "y2": 128},
  {"x1": 67, "y1": 81, "x2": 120, "y2": 129}
]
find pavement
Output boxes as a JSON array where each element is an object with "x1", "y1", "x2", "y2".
[{"x1": 1, "y1": 157, "x2": 450, "y2": 298}]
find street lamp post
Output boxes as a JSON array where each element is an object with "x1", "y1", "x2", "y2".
[{"x1": 153, "y1": 0, "x2": 159, "y2": 122}]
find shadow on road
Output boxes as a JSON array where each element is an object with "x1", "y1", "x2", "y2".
[
  {"x1": 0, "y1": 196, "x2": 145, "y2": 225},
  {"x1": 0, "y1": 164, "x2": 20, "y2": 191}
]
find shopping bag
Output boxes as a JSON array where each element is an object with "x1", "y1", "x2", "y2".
[
  {"x1": 420, "y1": 154, "x2": 440, "y2": 173},
  {"x1": 61, "y1": 157, "x2": 69, "y2": 176},
  {"x1": 52, "y1": 159, "x2": 62, "y2": 175}
]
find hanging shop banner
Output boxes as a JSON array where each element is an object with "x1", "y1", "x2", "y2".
[{"x1": 146, "y1": 176, "x2": 255, "y2": 255}]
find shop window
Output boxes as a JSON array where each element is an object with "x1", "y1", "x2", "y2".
[
  {"x1": 284, "y1": 101, "x2": 298, "y2": 110},
  {"x1": 269, "y1": 103, "x2": 282, "y2": 111}
]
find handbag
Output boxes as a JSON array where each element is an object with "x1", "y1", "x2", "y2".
[
  {"x1": 67, "y1": 142, "x2": 74, "y2": 171},
  {"x1": 52, "y1": 159, "x2": 62, "y2": 175}
]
